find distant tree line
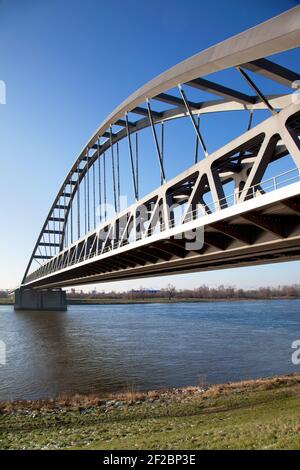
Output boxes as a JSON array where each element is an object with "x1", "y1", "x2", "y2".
[
  {"x1": 67, "y1": 284, "x2": 300, "y2": 301},
  {"x1": 2, "y1": 285, "x2": 300, "y2": 301},
  {"x1": 0, "y1": 290, "x2": 11, "y2": 299}
]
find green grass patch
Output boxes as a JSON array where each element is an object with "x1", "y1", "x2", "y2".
[{"x1": 1, "y1": 374, "x2": 300, "y2": 450}]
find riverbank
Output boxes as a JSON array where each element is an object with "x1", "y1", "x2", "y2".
[
  {"x1": 0, "y1": 298, "x2": 13, "y2": 305},
  {"x1": 68, "y1": 296, "x2": 300, "y2": 305},
  {"x1": 1, "y1": 373, "x2": 300, "y2": 449},
  {"x1": 1, "y1": 296, "x2": 300, "y2": 306}
]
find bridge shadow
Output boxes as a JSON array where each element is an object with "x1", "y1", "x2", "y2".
[{"x1": 8, "y1": 308, "x2": 134, "y2": 400}]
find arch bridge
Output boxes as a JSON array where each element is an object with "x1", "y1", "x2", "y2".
[{"x1": 15, "y1": 6, "x2": 300, "y2": 309}]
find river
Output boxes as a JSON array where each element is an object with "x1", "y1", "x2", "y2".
[{"x1": 0, "y1": 300, "x2": 299, "y2": 400}]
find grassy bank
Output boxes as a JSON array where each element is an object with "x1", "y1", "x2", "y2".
[
  {"x1": 1, "y1": 374, "x2": 300, "y2": 449},
  {"x1": 0, "y1": 298, "x2": 13, "y2": 305},
  {"x1": 1, "y1": 297, "x2": 299, "y2": 307}
]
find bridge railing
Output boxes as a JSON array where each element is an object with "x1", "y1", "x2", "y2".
[{"x1": 184, "y1": 167, "x2": 300, "y2": 222}]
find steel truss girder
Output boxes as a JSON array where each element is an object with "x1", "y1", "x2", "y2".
[{"x1": 24, "y1": 100, "x2": 300, "y2": 286}]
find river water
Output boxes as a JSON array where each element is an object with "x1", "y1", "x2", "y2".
[{"x1": 0, "y1": 300, "x2": 299, "y2": 401}]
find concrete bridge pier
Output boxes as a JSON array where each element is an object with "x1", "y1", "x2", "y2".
[{"x1": 14, "y1": 288, "x2": 67, "y2": 311}]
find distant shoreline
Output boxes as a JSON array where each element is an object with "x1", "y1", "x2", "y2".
[
  {"x1": 1, "y1": 296, "x2": 300, "y2": 306},
  {"x1": 67, "y1": 296, "x2": 300, "y2": 305}
]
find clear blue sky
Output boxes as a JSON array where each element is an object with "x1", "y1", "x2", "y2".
[{"x1": 0, "y1": 0, "x2": 299, "y2": 291}]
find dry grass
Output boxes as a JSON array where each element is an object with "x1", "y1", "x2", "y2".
[
  {"x1": 1, "y1": 373, "x2": 300, "y2": 414},
  {"x1": 201, "y1": 373, "x2": 300, "y2": 399},
  {"x1": 111, "y1": 383, "x2": 146, "y2": 402}
]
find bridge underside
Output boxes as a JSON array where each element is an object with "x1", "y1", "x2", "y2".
[{"x1": 24, "y1": 188, "x2": 300, "y2": 289}]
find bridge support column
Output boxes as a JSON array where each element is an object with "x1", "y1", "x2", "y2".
[{"x1": 14, "y1": 288, "x2": 67, "y2": 311}]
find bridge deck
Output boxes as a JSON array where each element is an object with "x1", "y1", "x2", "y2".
[{"x1": 23, "y1": 175, "x2": 300, "y2": 289}]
